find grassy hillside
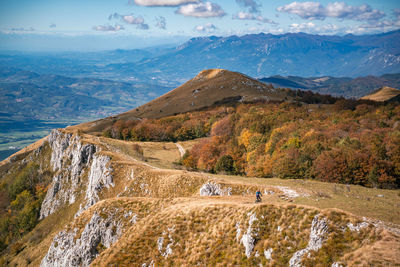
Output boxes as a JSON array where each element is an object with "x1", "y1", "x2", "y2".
[
  {"x1": 71, "y1": 69, "x2": 295, "y2": 134},
  {"x1": 1, "y1": 129, "x2": 399, "y2": 266},
  {"x1": 361, "y1": 86, "x2": 400, "y2": 102},
  {"x1": 1, "y1": 69, "x2": 400, "y2": 266}
]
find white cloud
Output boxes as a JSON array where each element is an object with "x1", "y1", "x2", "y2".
[
  {"x1": 232, "y1": 12, "x2": 278, "y2": 25},
  {"x1": 354, "y1": 8, "x2": 400, "y2": 32},
  {"x1": 155, "y1": 16, "x2": 166, "y2": 29},
  {"x1": 176, "y1": 2, "x2": 225, "y2": 18},
  {"x1": 194, "y1": 23, "x2": 217, "y2": 33},
  {"x1": 109, "y1": 13, "x2": 149, "y2": 30},
  {"x1": 235, "y1": 0, "x2": 260, "y2": 14},
  {"x1": 92, "y1": 24, "x2": 124, "y2": 32},
  {"x1": 277, "y1": 1, "x2": 385, "y2": 21},
  {"x1": 133, "y1": 0, "x2": 199, "y2": 6}
]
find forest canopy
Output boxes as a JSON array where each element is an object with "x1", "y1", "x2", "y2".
[{"x1": 104, "y1": 99, "x2": 400, "y2": 189}]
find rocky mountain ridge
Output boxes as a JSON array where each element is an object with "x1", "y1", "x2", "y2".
[{"x1": 1, "y1": 127, "x2": 399, "y2": 266}]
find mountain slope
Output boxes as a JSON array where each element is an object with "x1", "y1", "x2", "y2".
[
  {"x1": 1, "y1": 68, "x2": 400, "y2": 266},
  {"x1": 360, "y1": 86, "x2": 400, "y2": 102},
  {"x1": 73, "y1": 69, "x2": 292, "y2": 134},
  {"x1": 1, "y1": 129, "x2": 399, "y2": 266}
]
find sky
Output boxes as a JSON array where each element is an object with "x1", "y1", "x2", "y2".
[{"x1": 0, "y1": 0, "x2": 399, "y2": 51}]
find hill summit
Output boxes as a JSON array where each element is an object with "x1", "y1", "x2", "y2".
[
  {"x1": 73, "y1": 69, "x2": 290, "y2": 134},
  {"x1": 128, "y1": 68, "x2": 286, "y2": 119},
  {"x1": 360, "y1": 86, "x2": 400, "y2": 102}
]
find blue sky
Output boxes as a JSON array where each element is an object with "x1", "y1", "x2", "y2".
[{"x1": 0, "y1": 0, "x2": 399, "y2": 50}]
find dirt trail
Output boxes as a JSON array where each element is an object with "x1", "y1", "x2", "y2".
[{"x1": 175, "y1": 143, "x2": 186, "y2": 157}]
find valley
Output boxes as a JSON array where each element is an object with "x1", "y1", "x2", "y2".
[{"x1": 1, "y1": 30, "x2": 400, "y2": 158}]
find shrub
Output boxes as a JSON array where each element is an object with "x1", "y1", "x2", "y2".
[{"x1": 215, "y1": 155, "x2": 235, "y2": 174}]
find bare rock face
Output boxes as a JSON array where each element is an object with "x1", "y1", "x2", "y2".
[
  {"x1": 40, "y1": 129, "x2": 112, "y2": 220},
  {"x1": 289, "y1": 215, "x2": 329, "y2": 267},
  {"x1": 41, "y1": 212, "x2": 122, "y2": 267},
  {"x1": 76, "y1": 154, "x2": 113, "y2": 217}
]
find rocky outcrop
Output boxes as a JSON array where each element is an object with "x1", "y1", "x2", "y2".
[
  {"x1": 157, "y1": 226, "x2": 175, "y2": 258},
  {"x1": 41, "y1": 130, "x2": 97, "y2": 219},
  {"x1": 41, "y1": 212, "x2": 124, "y2": 267},
  {"x1": 40, "y1": 129, "x2": 113, "y2": 219},
  {"x1": 264, "y1": 248, "x2": 273, "y2": 260},
  {"x1": 347, "y1": 222, "x2": 369, "y2": 232},
  {"x1": 199, "y1": 182, "x2": 231, "y2": 196},
  {"x1": 289, "y1": 215, "x2": 329, "y2": 267},
  {"x1": 240, "y1": 212, "x2": 258, "y2": 258},
  {"x1": 76, "y1": 154, "x2": 113, "y2": 216}
]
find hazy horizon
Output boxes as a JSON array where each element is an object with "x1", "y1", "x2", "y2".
[{"x1": 1, "y1": 0, "x2": 399, "y2": 51}]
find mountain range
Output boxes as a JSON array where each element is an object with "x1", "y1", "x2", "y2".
[
  {"x1": 1, "y1": 30, "x2": 399, "y2": 88},
  {"x1": 109, "y1": 30, "x2": 400, "y2": 85},
  {"x1": 259, "y1": 73, "x2": 400, "y2": 98}
]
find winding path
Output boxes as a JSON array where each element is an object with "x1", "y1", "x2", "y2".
[{"x1": 175, "y1": 143, "x2": 186, "y2": 157}]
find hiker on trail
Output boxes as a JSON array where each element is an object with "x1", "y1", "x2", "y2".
[{"x1": 256, "y1": 190, "x2": 262, "y2": 202}]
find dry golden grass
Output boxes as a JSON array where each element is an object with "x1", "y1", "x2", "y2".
[
  {"x1": 70, "y1": 69, "x2": 292, "y2": 134},
  {"x1": 88, "y1": 198, "x2": 387, "y2": 266},
  {"x1": 210, "y1": 174, "x2": 400, "y2": 225},
  {"x1": 360, "y1": 86, "x2": 400, "y2": 102},
  {"x1": 3, "y1": 128, "x2": 400, "y2": 266}
]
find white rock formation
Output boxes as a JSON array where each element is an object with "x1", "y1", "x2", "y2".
[
  {"x1": 200, "y1": 182, "x2": 223, "y2": 196},
  {"x1": 240, "y1": 212, "x2": 258, "y2": 258},
  {"x1": 157, "y1": 227, "x2": 175, "y2": 258},
  {"x1": 199, "y1": 182, "x2": 232, "y2": 196},
  {"x1": 40, "y1": 130, "x2": 96, "y2": 219},
  {"x1": 41, "y1": 212, "x2": 123, "y2": 267},
  {"x1": 347, "y1": 222, "x2": 369, "y2": 232},
  {"x1": 289, "y1": 215, "x2": 329, "y2": 267},
  {"x1": 85, "y1": 154, "x2": 113, "y2": 207},
  {"x1": 49, "y1": 129, "x2": 73, "y2": 171},
  {"x1": 275, "y1": 186, "x2": 301, "y2": 198},
  {"x1": 264, "y1": 248, "x2": 273, "y2": 260}
]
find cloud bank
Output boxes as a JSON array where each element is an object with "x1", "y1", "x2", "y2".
[
  {"x1": 277, "y1": 2, "x2": 385, "y2": 21},
  {"x1": 176, "y1": 2, "x2": 225, "y2": 17},
  {"x1": 235, "y1": 0, "x2": 260, "y2": 14},
  {"x1": 232, "y1": 12, "x2": 277, "y2": 24},
  {"x1": 194, "y1": 23, "x2": 217, "y2": 33},
  {"x1": 92, "y1": 24, "x2": 124, "y2": 32},
  {"x1": 109, "y1": 13, "x2": 149, "y2": 29}
]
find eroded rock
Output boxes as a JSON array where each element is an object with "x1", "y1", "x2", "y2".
[
  {"x1": 41, "y1": 212, "x2": 123, "y2": 267},
  {"x1": 289, "y1": 215, "x2": 328, "y2": 267},
  {"x1": 240, "y1": 212, "x2": 258, "y2": 258},
  {"x1": 40, "y1": 130, "x2": 96, "y2": 219}
]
